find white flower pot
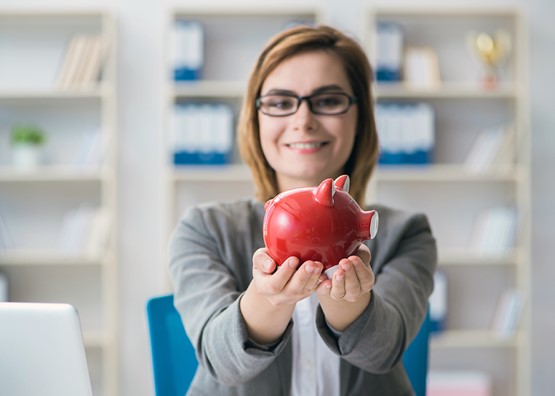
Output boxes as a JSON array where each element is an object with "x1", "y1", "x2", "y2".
[{"x1": 11, "y1": 144, "x2": 43, "y2": 170}]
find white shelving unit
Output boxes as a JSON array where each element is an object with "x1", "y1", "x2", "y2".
[
  {"x1": 164, "y1": 5, "x2": 324, "y2": 236},
  {"x1": 364, "y1": 7, "x2": 530, "y2": 396},
  {"x1": 163, "y1": 5, "x2": 530, "y2": 396},
  {"x1": 0, "y1": 10, "x2": 118, "y2": 396}
]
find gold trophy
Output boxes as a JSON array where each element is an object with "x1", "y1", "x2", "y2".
[{"x1": 467, "y1": 30, "x2": 512, "y2": 89}]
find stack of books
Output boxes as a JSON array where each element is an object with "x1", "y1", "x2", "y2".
[
  {"x1": 0, "y1": 271, "x2": 7, "y2": 302},
  {"x1": 0, "y1": 214, "x2": 13, "y2": 252},
  {"x1": 57, "y1": 205, "x2": 111, "y2": 257},
  {"x1": 172, "y1": 20, "x2": 204, "y2": 81},
  {"x1": 375, "y1": 102, "x2": 435, "y2": 165},
  {"x1": 464, "y1": 125, "x2": 515, "y2": 171},
  {"x1": 469, "y1": 206, "x2": 518, "y2": 255},
  {"x1": 491, "y1": 288, "x2": 524, "y2": 338},
  {"x1": 428, "y1": 370, "x2": 492, "y2": 396},
  {"x1": 172, "y1": 103, "x2": 234, "y2": 165},
  {"x1": 56, "y1": 34, "x2": 110, "y2": 89},
  {"x1": 374, "y1": 21, "x2": 404, "y2": 82}
]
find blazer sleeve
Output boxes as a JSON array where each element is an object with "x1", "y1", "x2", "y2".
[
  {"x1": 168, "y1": 205, "x2": 293, "y2": 386},
  {"x1": 316, "y1": 208, "x2": 437, "y2": 373}
]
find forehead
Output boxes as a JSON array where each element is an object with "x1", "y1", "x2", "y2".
[{"x1": 261, "y1": 51, "x2": 351, "y2": 93}]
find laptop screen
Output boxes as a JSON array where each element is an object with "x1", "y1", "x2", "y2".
[{"x1": 0, "y1": 302, "x2": 93, "y2": 396}]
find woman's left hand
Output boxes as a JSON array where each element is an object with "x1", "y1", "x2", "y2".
[{"x1": 317, "y1": 244, "x2": 375, "y2": 302}]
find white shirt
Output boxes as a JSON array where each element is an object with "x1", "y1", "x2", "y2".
[{"x1": 290, "y1": 294, "x2": 340, "y2": 396}]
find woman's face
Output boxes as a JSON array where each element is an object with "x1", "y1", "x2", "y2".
[{"x1": 258, "y1": 51, "x2": 358, "y2": 192}]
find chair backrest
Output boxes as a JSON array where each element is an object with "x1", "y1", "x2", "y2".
[
  {"x1": 402, "y1": 310, "x2": 431, "y2": 396},
  {"x1": 146, "y1": 294, "x2": 198, "y2": 396},
  {"x1": 146, "y1": 294, "x2": 430, "y2": 396}
]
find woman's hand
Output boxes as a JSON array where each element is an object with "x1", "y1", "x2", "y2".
[
  {"x1": 318, "y1": 244, "x2": 374, "y2": 302},
  {"x1": 251, "y1": 247, "x2": 326, "y2": 306},
  {"x1": 316, "y1": 244, "x2": 375, "y2": 332}
]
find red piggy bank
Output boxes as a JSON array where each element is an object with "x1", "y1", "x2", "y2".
[{"x1": 263, "y1": 175, "x2": 379, "y2": 277}]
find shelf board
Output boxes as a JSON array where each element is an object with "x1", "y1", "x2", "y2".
[
  {"x1": 0, "y1": 166, "x2": 105, "y2": 182},
  {"x1": 375, "y1": 82, "x2": 519, "y2": 99},
  {"x1": 0, "y1": 250, "x2": 103, "y2": 266},
  {"x1": 439, "y1": 248, "x2": 521, "y2": 266},
  {"x1": 172, "y1": 5, "x2": 320, "y2": 17},
  {"x1": 0, "y1": 85, "x2": 112, "y2": 101},
  {"x1": 168, "y1": 164, "x2": 522, "y2": 183},
  {"x1": 375, "y1": 164, "x2": 522, "y2": 182},
  {"x1": 171, "y1": 164, "x2": 252, "y2": 182},
  {"x1": 172, "y1": 80, "x2": 246, "y2": 99},
  {"x1": 431, "y1": 330, "x2": 522, "y2": 348},
  {"x1": 171, "y1": 81, "x2": 519, "y2": 100}
]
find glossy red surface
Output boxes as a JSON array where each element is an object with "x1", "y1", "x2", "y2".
[{"x1": 263, "y1": 176, "x2": 378, "y2": 272}]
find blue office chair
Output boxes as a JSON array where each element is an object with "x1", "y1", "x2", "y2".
[
  {"x1": 146, "y1": 294, "x2": 198, "y2": 396},
  {"x1": 146, "y1": 294, "x2": 430, "y2": 396},
  {"x1": 402, "y1": 309, "x2": 431, "y2": 396}
]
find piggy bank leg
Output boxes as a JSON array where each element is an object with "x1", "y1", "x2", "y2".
[{"x1": 324, "y1": 264, "x2": 339, "y2": 279}]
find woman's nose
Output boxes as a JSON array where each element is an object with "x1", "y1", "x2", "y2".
[{"x1": 292, "y1": 99, "x2": 317, "y2": 130}]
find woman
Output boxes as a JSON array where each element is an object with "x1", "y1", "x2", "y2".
[{"x1": 169, "y1": 24, "x2": 437, "y2": 396}]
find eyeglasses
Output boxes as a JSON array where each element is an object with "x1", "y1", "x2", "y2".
[{"x1": 256, "y1": 92, "x2": 357, "y2": 117}]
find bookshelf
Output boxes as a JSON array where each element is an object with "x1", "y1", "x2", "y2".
[
  {"x1": 164, "y1": 5, "x2": 325, "y2": 235},
  {"x1": 364, "y1": 7, "x2": 530, "y2": 396},
  {"x1": 0, "y1": 9, "x2": 118, "y2": 396},
  {"x1": 163, "y1": 5, "x2": 530, "y2": 396}
]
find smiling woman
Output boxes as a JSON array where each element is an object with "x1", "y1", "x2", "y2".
[{"x1": 169, "y1": 24, "x2": 437, "y2": 396}]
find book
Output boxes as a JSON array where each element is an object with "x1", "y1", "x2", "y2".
[
  {"x1": 429, "y1": 270, "x2": 448, "y2": 333},
  {"x1": 57, "y1": 205, "x2": 96, "y2": 254},
  {"x1": 57, "y1": 35, "x2": 90, "y2": 89},
  {"x1": 374, "y1": 22, "x2": 404, "y2": 82},
  {"x1": 73, "y1": 127, "x2": 109, "y2": 168},
  {"x1": 56, "y1": 34, "x2": 108, "y2": 89},
  {"x1": 428, "y1": 370, "x2": 492, "y2": 396},
  {"x1": 0, "y1": 213, "x2": 14, "y2": 251},
  {"x1": 172, "y1": 103, "x2": 234, "y2": 165},
  {"x1": 469, "y1": 207, "x2": 518, "y2": 255},
  {"x1": 403, "y1": 46, "x2": 441, "y2": 89},
  {"x1": 172, "y1": 20, "x2": 204, "y2": 81},
  {"x1": 78, "y1": 36, "x2": 110, "y2": 87},
  {"x1": 0, "y1": 271, "x2": 7, "y2": 302},
  {"x1": 464, "y1": 125, "x2": 513, "y2": 171},
  {"x1": 491, "y1": 289, "x2": 524, "y2": 338},
  {"x1": 85, "y1": 208, "x2": 111, "y2": 257},
  {"x1": 376, "y1": 102, "x2": 435, "y2": 165},
  {"x1": 55, "y1": 35, "x2": 81, "y2": 88}
]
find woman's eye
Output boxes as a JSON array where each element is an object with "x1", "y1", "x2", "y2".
[
  {"x1": 268, "y1": 98, "x2": 294, "y2": 109},
  {"x1": 316, "y1": 96, "x2": 342, "y2": 107}
]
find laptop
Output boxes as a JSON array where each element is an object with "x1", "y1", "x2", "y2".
[{"x1": 0, "y1": 302, "x2": 93, "y2": 396}]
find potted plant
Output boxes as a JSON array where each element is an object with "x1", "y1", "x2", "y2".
[{"x1": 10, "y1": 124, "x2": 47, "y2": 169}]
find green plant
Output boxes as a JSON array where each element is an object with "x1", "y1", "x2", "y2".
[{"x1": 10, "y1": 124, "x2": 46, "y2": 146}]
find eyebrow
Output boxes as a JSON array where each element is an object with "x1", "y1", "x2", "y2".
[{"x1": 262, "y1": 84, "x2": 348, "y2": 96}]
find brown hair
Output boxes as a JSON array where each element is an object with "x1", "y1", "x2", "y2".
[{"x1": 237, "y1": 24, "x2": 379, "y2": 206}]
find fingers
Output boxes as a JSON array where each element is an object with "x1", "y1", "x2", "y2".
[
  {"x1": 326, "y1": 254, "x2": 375, "y2": 302},
  {"x1": 252, "y1": 248, "x2": 324, "y2": 304}
]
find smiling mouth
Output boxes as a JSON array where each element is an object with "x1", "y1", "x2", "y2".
[{"x1": 286, "y1": 142, "x2": 327, "y2": 150}]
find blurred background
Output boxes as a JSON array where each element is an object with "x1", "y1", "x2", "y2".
[{"x1": 0, "y1": 0, "x2": 553, "y2": 395}]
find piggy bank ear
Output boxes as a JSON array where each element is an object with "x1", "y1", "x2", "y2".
[
  {"x1": 334, "y1": 175, "x2": 350, "y2": 193},
  {"x1": 314, "y1": 178, "x2": 335, "y2": 207},
  {"x1": 264, "y1": 198, "x2": 274, "y2": 212}
]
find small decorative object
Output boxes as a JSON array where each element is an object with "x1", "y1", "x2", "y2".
[
  {"x1": 263, "y1": 175, "x2": 379, "y2": 277},
  {"x1": 467, "y1": 30, "x2": 512, "y2": 89},
  {"x1": 403, "y1": 46, "x2": 441, "y2": 89},
  {"x1": 10, "y1": 124, "x2": 46, "y2": 169}
]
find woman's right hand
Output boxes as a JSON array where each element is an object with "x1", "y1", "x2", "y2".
[{"x1": 251, "y1": 247, "x2": 326, "y2": 306}]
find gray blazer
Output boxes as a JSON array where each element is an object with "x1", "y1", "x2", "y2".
[{"x1": 169, "y1": 199, "x2": 437, "y2": 396}]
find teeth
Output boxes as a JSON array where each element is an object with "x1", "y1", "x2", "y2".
[{"x1": 288, "y1": 142, "x2": 324, "y2": 149}]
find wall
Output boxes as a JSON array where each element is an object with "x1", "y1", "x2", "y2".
[{"x1": 0, "y1": 0, "x2": 553, "y2": 395}]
